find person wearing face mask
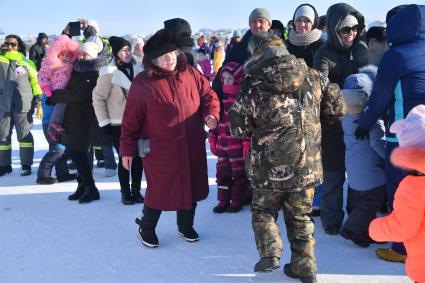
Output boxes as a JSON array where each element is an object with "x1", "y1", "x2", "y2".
[
  {"x1": 92, "y1": 36, "x2": 144, "y2": 205},
  {"x1": 286, "y1": 4, "x2": 324, "y2": 68},
  {"x1": 0, "y1": 35, "x2": 42, "y2": 177},
  {"x1": 312, "y1": 3, "x2": 368, "y2": 236},
  {"x1": 119, "y1": 28, "x2": 219, "y2": 248},
  {"x1": 46, "y1": 42, "x2": 105, "y2": 204}
]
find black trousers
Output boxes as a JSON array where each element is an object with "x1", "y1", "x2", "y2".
[
  {"x1": 68, "y1": 149, "x2": 94, "y2": 187},
  {"x1": 111, "y1": 126, "x2": 143, "y2": 189},
  {"x1": 342, "y1": 184, "x2": 386, "y2": 236}
]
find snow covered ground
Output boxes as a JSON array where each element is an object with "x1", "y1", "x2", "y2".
[{"x1": 0, "y1": 120, "x2": 411, "y2": 283}]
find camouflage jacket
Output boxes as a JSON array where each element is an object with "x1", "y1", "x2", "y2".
[{"x1": 229, "y1": 53, "x2": 345, "y2": 192}]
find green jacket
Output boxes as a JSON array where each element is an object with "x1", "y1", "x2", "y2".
[
  {"x1": 229, "y1": 48, "x2": 345, "y2": 192},
  {"x1": 0, "y1": 51, "x2": 41, "y2": 117}
]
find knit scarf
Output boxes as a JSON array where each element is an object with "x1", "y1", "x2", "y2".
[
  {"x1": 117, "y1": 62, "x2": 134, "y2": 82},
  {"x1": 288, "y1": 29, "x2": 322, "y2": 47}
]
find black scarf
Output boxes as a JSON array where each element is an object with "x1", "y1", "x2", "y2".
[
  {"x1": 74, "y1": 57, "x2": 104, "y2": 73},
  {"x1": 117, "y1": 62, "x2": 134, "y2": 81}
]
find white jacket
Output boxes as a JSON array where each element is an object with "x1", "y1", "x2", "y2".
[{"x1": 92, "y1": 61, "x2": 143, "y2": 126}]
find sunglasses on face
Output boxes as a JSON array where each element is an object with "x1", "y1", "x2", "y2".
[
  {"x1": 4, "y1": 42, "x2": 18, "y2": 47},
  {"x1": 340, "y1": 25, "x2": 358, "y2": 35}
]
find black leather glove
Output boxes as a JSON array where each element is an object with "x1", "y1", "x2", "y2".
[
  {"x1": 102, "y1": 124, "x2": 113, "y2": 136},
  {"x1": 354, "y1": 126, "x2": 369, "y2": 140}
]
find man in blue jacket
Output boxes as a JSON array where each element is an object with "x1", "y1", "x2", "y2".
[{"x1": 356, "y1": 4, "x2": 425, "y2": 262}]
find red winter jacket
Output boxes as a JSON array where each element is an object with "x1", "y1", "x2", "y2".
[{"x1": 120, "y1": 64, "x2": 220, "y2": 211}]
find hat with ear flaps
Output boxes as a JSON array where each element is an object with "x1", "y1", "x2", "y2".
[{"x1": 143, "y1": 28, "x2": 178, "y2": 60}]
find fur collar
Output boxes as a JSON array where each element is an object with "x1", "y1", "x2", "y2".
[{"x1": 99, "y1": 61, "x2": 143, "y2": 89}]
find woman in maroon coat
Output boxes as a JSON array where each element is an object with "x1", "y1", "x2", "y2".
[{"x1": 120, "y1": 28, "x2": 220, "y2": 248}]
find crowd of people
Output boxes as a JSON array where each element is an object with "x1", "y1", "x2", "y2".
[{"x1": 0, "y1": 3, "x2": 424, "y2": 283}]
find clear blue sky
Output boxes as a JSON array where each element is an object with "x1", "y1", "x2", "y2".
[{"x1": 0, "y1": 0, "x2": 412, "y2": 37}]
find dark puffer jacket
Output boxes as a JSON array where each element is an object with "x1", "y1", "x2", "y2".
[
  {"x1": 313, "y1": 3, "x2": 368, "y2": 171},
  {"x1": 313, "y1": 3, "x2": 368, "y2": 88}
]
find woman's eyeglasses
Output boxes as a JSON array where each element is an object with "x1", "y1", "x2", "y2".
[
  {"x1": 339, "y1": 25, "x2": 358, "y2": 35},
  {"x1": 4, "y1": 42, "x2": 18, "y2": 47}
]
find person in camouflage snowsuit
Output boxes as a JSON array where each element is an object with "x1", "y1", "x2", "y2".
[{"x1": 229, "y1": 33, "x2": 345, "y2": 283}]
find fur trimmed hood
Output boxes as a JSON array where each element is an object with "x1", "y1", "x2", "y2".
[
  {"x1": 391, "y1": 147, "x2": 425, "y2": 174},
  {"x1": 44, "y1": 35, "x2": 80, "y2": 68}
]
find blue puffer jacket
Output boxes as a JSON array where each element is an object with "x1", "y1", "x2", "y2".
[{"x1": 359, "y1": 4, "x2": 425, "y2": 142}]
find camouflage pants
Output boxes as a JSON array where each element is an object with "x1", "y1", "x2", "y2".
[{"x1": 252, "y1": 187, "x2": 316, "y2": 276}]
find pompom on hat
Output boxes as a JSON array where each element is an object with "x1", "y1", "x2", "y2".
[
  {"x1": 143, "y1": 28, "x2": 178, "y2": 60},
  {"x1": 390, "y1": 105, "x2": 425, "y2": 148}
]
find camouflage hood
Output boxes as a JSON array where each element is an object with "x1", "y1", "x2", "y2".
[{"x1": 244, "y1": 47, "x2": 307, "y2": 94}]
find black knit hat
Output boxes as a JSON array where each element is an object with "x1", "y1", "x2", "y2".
[
  {"x1": 144, "y1": 28, "x2": 178, "y2": 60},
  {"x1": 109, "y1": 36, "x2": 131, "y2": 56},
  {"x1": 366, "y1": 26, "x2": 386, "y2": 44}
]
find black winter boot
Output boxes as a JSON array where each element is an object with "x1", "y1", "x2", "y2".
[
  {"x1": 57, "y1": 173, "x2": 77, "y2": 183},
  {"x1": 254, "y1": 257, "x2": 280, "y2": 272},
  {"x1": 68, "y1": 177, "x2": 85, "y2": 201},
  {"x1": 79, "y1": 184, "x2": 100, "y2": 204},
  {"x1": 135, "y1": 205, "x2": 161, "y2": 248},
  {"x1": 36, "y1": 176, "x2": 57, "y2": 185},
  {"x1": 121, "y1": 185, "x2": 135, "y2": 205},
  {"x1": 283, "y1": 263, "x2": 317, "y2": 283},
  {"x1": 0, "y1": 165, "x2": 12, "y2": 176},
  {"x1": 177, "y1": 203, "x2": 199, "y2": 242},
  {"x1": 131, "y1": 183, "x2": 144, "y2": 203}
]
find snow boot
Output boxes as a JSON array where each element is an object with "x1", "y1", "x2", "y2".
[
  {"x1": 20, "y1": 165, "x2": 31, "y2": 176},
  {"x1": 36, "y1": 176, "x2": 57, "y2": 185},
  {"x1": 283, "y1": 263, "x2": 317, "y2": 283},
  {"x1": 0, "y1": 165, "x2": 12, "y2": 176},
  {"x1": 57, "y1": 173, "x2": 77, "y2": 183},
  {"x1": 375, "y1": 248, "x2": 406, "y2": 263},
  {"x1": 177, "y1": 203, "x2": 199, "y2": 242},
  {"x1": 68, "y1": 177, "x2": 85, "y2": 201},
  {"x1": 136, "y1": 205, "x2": 161, "y2": 248},
  {"x1": 254, "y1": 257, "x2": 280, "y2": 272},
  {"x1": 340, "y1": 229, "x2": 370, "y2": 248},
  {"x1": 121, "y1": 185, "x2": 135, "y2": 205},
  {"x1": 213, "y1": 201, "x2": 228, "y2": 213},
  {"x1": 78, "y1": 184, "x2": 100, "y2": 204},
  {"x1": 131, "y1": 183, "x2": 144, "y2": 203},
  {"x1": 226, "y1": 201, "x2": 242, "y2": 213}
]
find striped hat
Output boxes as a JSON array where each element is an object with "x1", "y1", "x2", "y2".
[{"x1": 220, "y1": 61, "x2": 244, "y2": 84}]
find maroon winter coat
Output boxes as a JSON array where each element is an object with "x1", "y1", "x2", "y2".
[{"x1": 120, "y1": 64, "x2": 220, "y2": 211}]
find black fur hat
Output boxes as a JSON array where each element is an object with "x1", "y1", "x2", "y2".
[
  {"x1": 144, "y1": 28, "x2": 178, "y2": 60},
  {"x1": 163, "y1": 18, "x2": 195, "y2": 48}
]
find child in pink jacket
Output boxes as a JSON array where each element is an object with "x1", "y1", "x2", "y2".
[
  {"x1": 369, "y1": 105, "x2": 425, "y2": 283},
  {"x1": 38, "y1": 35, "x2": 80, "y2": 141}
]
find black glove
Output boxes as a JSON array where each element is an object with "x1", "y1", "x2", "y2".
[
  {"x1": 354, "y1": 126, "x2": 369, "y2": 140},
  {"x1": 27, "y1": 95, "x2": 41, "y2": 123},
  {"x1": 102, "y1": 124, "x2": 113, "y2": 136}
]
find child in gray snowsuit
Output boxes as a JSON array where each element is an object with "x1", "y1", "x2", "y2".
[{"x1": 340, "y1": 65, "x2": 386, "y2": 247}]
